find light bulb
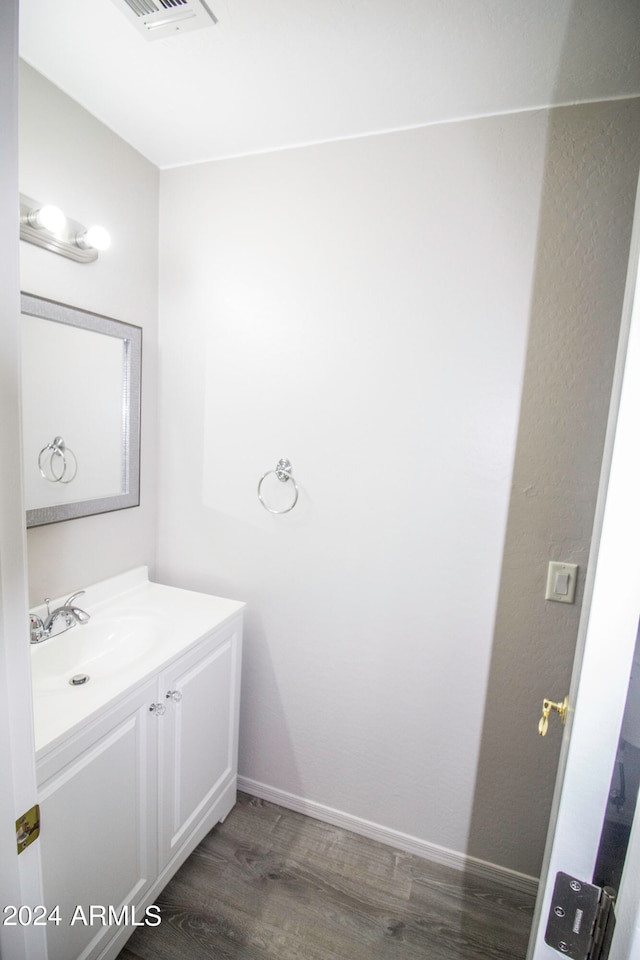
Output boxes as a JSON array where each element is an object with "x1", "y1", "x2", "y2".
[
  {"x1": 77, "y1": 225, "x2": 111, "y2": 251},
  {"x1": 31, "y1": 204, "x2": 66, "y2": 233}
]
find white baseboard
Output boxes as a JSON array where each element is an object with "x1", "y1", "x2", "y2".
[{"x1": 237, "y1": 776, "x2": 539, "y2": 898}]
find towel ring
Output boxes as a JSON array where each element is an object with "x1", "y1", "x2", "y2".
[
  {"x1": 38, "y1": 436, "x2": 78, "y2": 484},
  {"x1": 258, "y1": 459, "x2": 299, "y2": 514}
]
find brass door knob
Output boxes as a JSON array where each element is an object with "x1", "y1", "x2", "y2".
[{"x1": 538, "y1": 696, "x2": 569, "y2": 736}]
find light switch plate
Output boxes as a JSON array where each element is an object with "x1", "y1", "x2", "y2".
[{"x1": 545, "y1": 562, "x2": 578, "y2": 604}]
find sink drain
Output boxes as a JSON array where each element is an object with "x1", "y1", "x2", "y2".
[{"x1": 69, "y1": 673, "x2": 90, "y2": 686}]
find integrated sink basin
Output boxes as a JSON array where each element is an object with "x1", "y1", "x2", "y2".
[
  {"x1": 30, "y1": 612, "x2": 168, "y2": 691},
  {"x1": 30, "y1": 565, "x2": 246, "y2": 754}
]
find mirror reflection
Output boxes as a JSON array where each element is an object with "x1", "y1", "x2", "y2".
[{"x1": 20, "y1": 293, "x2": 142, "y2": 527}]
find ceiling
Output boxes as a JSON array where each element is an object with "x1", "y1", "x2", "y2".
[{"x1": 19, "y1": 0, "x2": 640, "y2": 170}]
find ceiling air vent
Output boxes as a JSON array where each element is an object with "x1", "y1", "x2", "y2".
[{"x1": 113, "y1": 0, "x2": 217, "y2": 40}]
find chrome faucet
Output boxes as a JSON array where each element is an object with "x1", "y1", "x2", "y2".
[{"x1": 29, "y1": 590, "x2": 91, "y2": 644}]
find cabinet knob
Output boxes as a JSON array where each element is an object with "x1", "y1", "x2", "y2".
[
  {"x1": 149, "y1": 702, "x2": 166, "y2": 716},
  {"x1": 165, "y1": 689, "x2": 183, "y2": 703}
]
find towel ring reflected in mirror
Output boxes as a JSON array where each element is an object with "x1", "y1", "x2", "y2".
[{"x1": 38, "y1": 436, "x2": 78, "y2": 484}]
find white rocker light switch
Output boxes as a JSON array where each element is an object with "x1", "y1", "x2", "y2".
[{"x1": 545, "y1": 562, "x2": 578, "y2": 604}]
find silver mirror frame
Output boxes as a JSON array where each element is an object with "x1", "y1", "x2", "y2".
[{"x1": 21, "y1": 293, "x2": 142, "y2": 527}]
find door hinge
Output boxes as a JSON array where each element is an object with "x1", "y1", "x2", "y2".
[
  {"x1": 545, "y1": 872, "x2": 616, "y2": 960},
  {"x1": 15, "y1": 804, "x2": 40, "y2": 854}
]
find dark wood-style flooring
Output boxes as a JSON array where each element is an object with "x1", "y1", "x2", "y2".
[{"x1": 118, "y1": 793, "x2": 535, "y2": 960}]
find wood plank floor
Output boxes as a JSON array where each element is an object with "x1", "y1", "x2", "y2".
[{"x1": 117, "y1": 793, "x2": 535, "y2": 960}]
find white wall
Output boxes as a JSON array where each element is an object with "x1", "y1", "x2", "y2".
[
  {"x1": 19, "y1": 63, "x2": 159, "y2": 604},
  {"x1": 156, "y1": 112, "x2": 547, "y2": 873},
  {"x1": 157, "y1": 101, "x2": 640, "y2": 879}
]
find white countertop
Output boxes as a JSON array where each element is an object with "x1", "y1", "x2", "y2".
[{"x1": 30, "y1": 567, "x2": 245, "y2": 756}]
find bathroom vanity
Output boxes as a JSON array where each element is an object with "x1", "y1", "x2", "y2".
[{"x1": 30, "y1": 567, "x2": 244, "y2": 960}]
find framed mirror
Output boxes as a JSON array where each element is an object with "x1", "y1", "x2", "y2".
[{"x1": 21, "y1": 293, "x2": 142, "y2": 527}]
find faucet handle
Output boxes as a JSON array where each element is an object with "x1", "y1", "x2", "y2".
[
  {"x1": 64, "y1": 590, "x2": 90, "y2": 624},
  {"x1": 29, "y1": 613, "x2": 45, "y2": 643}
]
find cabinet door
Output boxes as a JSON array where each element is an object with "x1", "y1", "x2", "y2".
[
  {"x1": 159, "y1": 623, "x2": 241, "y2": 870},
  {"x1": 37, "y1": 681, "x2": 157, "y2": 960}
]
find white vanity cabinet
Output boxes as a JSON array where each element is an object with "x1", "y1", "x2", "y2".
[
  {"x1": 157, "y1": 620, "x2": 241, "y2": 875},
  {"x1": 32, "y1": 577, "x2": 244, "y2": 960},
  {"x1": 37, "y1": 679, "x2": 158, "y2": 960}
]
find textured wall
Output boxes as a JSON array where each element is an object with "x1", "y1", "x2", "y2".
[
  {"x1": 19, "y1": 63, "x2": 159, "y2": 605},
  {"x1": 155, "y1": 101, "x2": 640, "y2": 878},
  {"x1": 468, "y1": 99, "x2": 640, "y2": 874}
]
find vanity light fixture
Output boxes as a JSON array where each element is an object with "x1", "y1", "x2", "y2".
[
  {"x1": 76, "y1": 225, "x2": 112, "y2": 252},
  {"x1": 25, "y1": 203, "x2": 66, "y2": 234},
  {"x1": 19, "y1": 194, "x2": 111, "y2": 263}
]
